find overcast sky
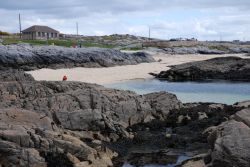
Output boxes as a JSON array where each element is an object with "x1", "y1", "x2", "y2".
[{"x1": 0, "y1": 0, "x2": 250, "y2": 41}]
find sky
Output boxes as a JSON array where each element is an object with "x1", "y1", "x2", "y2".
[{"x1": 0, "y1": 0, "x2": 250, "y2": 41}]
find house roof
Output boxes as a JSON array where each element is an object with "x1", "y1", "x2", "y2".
[{"x1": 22, "y1": 25, "x2": 59, "y2": 33}]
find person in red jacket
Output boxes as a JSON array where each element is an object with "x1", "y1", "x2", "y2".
[{"x1": 62, "y1": 75, "x2": 67, "y2": 81}]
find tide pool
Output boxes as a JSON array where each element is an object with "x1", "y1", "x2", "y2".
[
  {"x1": 105, "y1": 79, "x2": 250, "y2": 105},
  {"x1": 122, "y1": 155, "x2": 190, "y2": 167}
]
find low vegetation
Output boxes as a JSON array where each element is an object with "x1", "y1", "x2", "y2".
[
  {"x1": 0, "y1": 31, "x2": 10, "y2": 36},
  {"x1": 2, "y1": 38, "x2": 115, "y2": 48},
  {"x1": 121, "y1": 47, "x2": 143, "y2": 51},
  {"x1": 208, "y1": 45, "x2": 229, "y2": 51}
]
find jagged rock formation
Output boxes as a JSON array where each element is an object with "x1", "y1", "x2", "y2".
[
  {"x1": 0, "y1": 44, "x2": 154, "y2": 70},
  {"x1": 155, "y1": 57, "x2": 250, "y2": 81},
  {"x1": 0, "y1": 69, "x2": 35, "y2": 82},
  {"x1": 0, "y1": 70, "x2": 182, "y2": 167},
  {"x1": 207, "y1": 108, "x2": 250, "y2": 167},
  {"x1": 0, "y1": 70, "x2": 249, "y2": 166}
]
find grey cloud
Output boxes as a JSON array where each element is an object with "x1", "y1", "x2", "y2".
[{"x1": 0, "y1": 0, "x2": 250, "y2": 40}]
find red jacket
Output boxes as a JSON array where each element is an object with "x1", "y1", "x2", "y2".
[{"x1": 63, "y1": 75, "x2": 67, "y2": 81}]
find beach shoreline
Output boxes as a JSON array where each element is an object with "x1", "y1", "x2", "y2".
[{"x1": 26, "y1": 53, "x2": 249, "y2": 85}]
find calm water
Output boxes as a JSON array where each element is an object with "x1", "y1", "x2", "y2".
[
  {"x1": 122, "y1": 155, "x2": 190, "y2": 167},
  {"x1": 105, "y1": 79, "x2": 250, "y2": 105}
]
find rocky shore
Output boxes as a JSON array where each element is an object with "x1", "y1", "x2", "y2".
[
  {"x1": 156, "y1": 46, "x2": 250, "y2": 55},
  {"x1": 0, "y1": 69, "x2": 249, "y2": 167},
  {"x1": 0, "y1": 44, "x2": 154, "y2": 70},
  {"x1": 1, "y1": 46, "x2": 250, "y2": 167},
  {"x1": 155, "y1": 57, "x2": 250, "y2": 81}
]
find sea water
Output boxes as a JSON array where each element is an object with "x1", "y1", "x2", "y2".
[
  {"x1": 105, "y1": 79, "x2": 250, "y2": 105},
  {"x1": 122, "y1": 155, "x2": 190, "y2": 167}
]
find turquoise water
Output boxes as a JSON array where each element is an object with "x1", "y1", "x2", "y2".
[
  {"x1": 105, "y1": 79, "x2": 250, "y2": 105},
  {"x1": 122, "y1": 155, "x2": 190, "y2": 167}
]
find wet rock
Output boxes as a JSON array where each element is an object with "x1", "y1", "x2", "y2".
[{"x1": 156, "y1": 57, "x2": 250, "y2": 81}]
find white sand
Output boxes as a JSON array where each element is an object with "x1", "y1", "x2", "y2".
[{"x1": 27, "y1": 53, "x2": 248, "y2": 85}]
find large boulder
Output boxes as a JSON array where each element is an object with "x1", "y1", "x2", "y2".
[
  {"x1": 156, "y1": 57, "x2": 250, "y2": 81},
  {"x1": 208, "y1": 108, "x2": 250, "y2": 167},
  {"x1": 144, "y1": 91, "x2": 182, "y2": 119}
]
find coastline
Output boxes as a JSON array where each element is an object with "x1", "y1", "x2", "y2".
[{"x1": 27, "y1": 53, "x2": 249, "y2": 85}]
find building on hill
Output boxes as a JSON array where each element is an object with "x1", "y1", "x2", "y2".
[{"x1": 22, "y1": 25, "x2": 59, "y2": 40}]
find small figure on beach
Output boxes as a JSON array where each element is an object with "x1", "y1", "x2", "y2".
[{"x1": 62, "y1": 75, "x2": 68, "y2": 81}]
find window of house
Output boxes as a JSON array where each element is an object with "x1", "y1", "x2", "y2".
[
  {"x1": 38, "y1": 32, "x2": 41, "y2": 37},
  {"x1": 51, "y1": 33, "x2": 53, "y2": 38},
  {"x1": 55, "y1": 33, "x2": 57, "y2": 37},
  {"x1": 42, "y1": 32, "x2": 45, "y2": 37}
]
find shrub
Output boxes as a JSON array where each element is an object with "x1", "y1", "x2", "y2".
[{"x1": 0, "y1": 31, "x2": 10, "y2": 36}]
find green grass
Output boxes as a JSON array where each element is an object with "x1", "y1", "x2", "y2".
[
  {"x1": 2, "y1": 38, "x2": 115, "y2": 48},
  {"x1": 81, "y1": 42, "x2": 115, "y2": 48},
  {"x1": 208, "y1": 45, "x2": 229, "y2": 51},
  {"x1": 3, "y1": 38, "x2": 75, "y2": 47},
  {"x1": 121, "y1": 47, "x2": 143, "y2": 51}
]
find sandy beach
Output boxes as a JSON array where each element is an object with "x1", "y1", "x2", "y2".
[{"x1": 27, "y1": 53, "x2": 248, "y2": 85}]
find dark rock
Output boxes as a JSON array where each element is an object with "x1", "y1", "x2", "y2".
[
  {"x1": 0, "y1": 70, "x2": 249, "y2": 166},
  {"x1": 161, "y1": 46, "x2": 226, "y2": 55},
  {"x1": 0, "y1": 69, "x2": 35, "y2": 82},
  {"x1": 0, "y1": 80, "x2": 154, "y2": 134},
  {"x1": 156, "y1": 57, "x2": 250, "y2": 81},
  {"x1": 208, "y1": 108, "x2": 250, "y2": 167},
  {"x1": 0, "y1": 44, "x2": 154, "y2": 70},
  {"x1": 159, "y1": 46, "x2": 250, "y2": 55},
  {"x1": 145, "y1": 91, "x2": 182, "y2": 119}
]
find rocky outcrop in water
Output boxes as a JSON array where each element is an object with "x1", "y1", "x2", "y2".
[
  {"x1": 155, "y1": 57, "x2": 250, "y2": 81},
  {"x1": 0, "y1": 44, "x2": 154, "y2": 70}
]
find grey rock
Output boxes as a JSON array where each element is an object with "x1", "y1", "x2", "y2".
[
  {"x1": 0, "y1": 44, "x2": 154, "y2": 70},
  {"x1": 0, "y1": 69, "x2": 192, "y2": 167},
  {"x1": 209, "y1": 120, "x2": 250, "y2": 167},
  {"x1": 233, "y1": 108, "x2": 250, "y2": 129},
  {"x1": 161, "y1": 46, "x2": 226, "y2": 55},
  {"x1": 208, "y1": 108, "x2": 250, "y2": 167},
  {"x1": 0, "y1": 69, "x2": 34, "y2": 82},
  {"x1": 0, "y1": 79, "x2": 154, "y2": 134},
  {"x1": 156, "y1": 57, "x2": 250, "y2": 81},
  {"x1": 0, "y1": 140, "x2": 47, "y2": 167},
  {"x1": 233, "y1": 100, "x2": 250, "y2": 108},
  {"x1": 145, "y1": 91, "x2": 182, "y2": 119},
  {"x1": 158, "y1": 45, "x2": 250, "y2": 55}
]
